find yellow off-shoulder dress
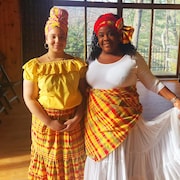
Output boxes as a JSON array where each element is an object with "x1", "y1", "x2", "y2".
[{"x1": 23, "y1": 58, "x2": 87, "y2": 180}]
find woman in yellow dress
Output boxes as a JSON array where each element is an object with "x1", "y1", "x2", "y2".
[{"x1": 22, "y1": 6, "x2": 87, "y2": 180}]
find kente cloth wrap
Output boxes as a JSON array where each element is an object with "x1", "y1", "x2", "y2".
[
  {"x1": 45, "y1": 6, "x2": 68, "y2": 36},
  {"x1": 94, "y1": 13, "x2": 134, "y2": 44},
  {"x1": 85, "y1": 86, "x2": 142, "y2": 161},
  {"x1": 28, "y1": 108, "x2": 86, "y2": 180}
]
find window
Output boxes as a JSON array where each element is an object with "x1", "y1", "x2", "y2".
[{"x1": 53, "y1": 0, "x2": 180, "y2": 78}]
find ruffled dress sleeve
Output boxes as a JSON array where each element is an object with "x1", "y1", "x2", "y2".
[{"x1": 22, "y1": 58, "x2": 39, "y2": 81}]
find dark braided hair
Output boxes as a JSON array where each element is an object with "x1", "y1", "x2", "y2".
[
  {"x1": 87, "y1": 14, "x2": 137, "y2": 64},
  {"x1": 87, "y1": 32, "x2": 101, "y2": 63}
]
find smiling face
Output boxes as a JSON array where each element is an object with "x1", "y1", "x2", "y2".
[
  {"x1": 97, "y1": 26, "x2": 120, "y2": 54},
  {"x1": 46, "y1": 27, "x2": 67, "y2": 53}
]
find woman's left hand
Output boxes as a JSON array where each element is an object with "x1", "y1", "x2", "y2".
[
  {"x1": 59, "y1": 114, "x2": 82, "y2": 132},
  {"x1": 173, "y1": 98, "x2": 180, "y2": 110}
]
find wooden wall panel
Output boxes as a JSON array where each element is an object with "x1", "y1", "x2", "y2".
[
  {"x1": 20, "y1": 0, "x2": 52, "y2": 63},
  {"x1": 0, "y1": 0, "x2": 52, "y2": 81},
  {"x1": 0, "y1": 0, "x2": 22, "y2": 81}
]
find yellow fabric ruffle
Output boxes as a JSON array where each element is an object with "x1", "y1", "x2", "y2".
[{"x1": 22, "y1": 58, "x2": 87, "y2": 81}]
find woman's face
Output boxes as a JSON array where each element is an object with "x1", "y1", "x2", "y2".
[
  {"x1": 46, "y1": 27, "x2": 67, "y2": 53},
  {"x1": 97, "y1": 26, "x2": 120, "y2": 54}
]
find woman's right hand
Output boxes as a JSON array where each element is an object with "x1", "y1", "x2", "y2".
[{"x1": 47, "y1": 120, "x2": 67, "y2": 131}]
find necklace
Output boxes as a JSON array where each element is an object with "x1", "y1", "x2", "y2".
[
  {"x1": 47, "y1": 53, "x2": 55, "y2": 61},
  {"x1": 46, "y1": 53, "x2": 66, "y2": 62}
]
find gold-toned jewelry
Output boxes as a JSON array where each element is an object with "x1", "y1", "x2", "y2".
[
  {"x1": 47, "y1": 54, "x2": 52, "y2": 61},
  {"x1": 170, "y1": 96, "x2": 178, "y2": 103},
  {"x1": 44, "y1": 43, "x2": 48, "y2": 49},
  {"x1": 47, "y1": 53, "x2": 58, "y2": 61},
  {"x1": 46, "y1": 53, "x2": 66, "y2": 62}
]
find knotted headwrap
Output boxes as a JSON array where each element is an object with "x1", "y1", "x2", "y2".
[
  {"x1": 94, "y1": 13, "x2": 134, "y2": 44},
  {"x1": 45, "y1": 6, "x2": 68, "y2": 36}
]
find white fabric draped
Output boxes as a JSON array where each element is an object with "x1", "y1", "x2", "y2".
[{"x1": 84, "y1": 107, "x2": 180, "y2": 180}]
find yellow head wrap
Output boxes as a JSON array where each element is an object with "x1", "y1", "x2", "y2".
[{"x1": 44, "y1": 6, "x2": 68, "y2": 36}]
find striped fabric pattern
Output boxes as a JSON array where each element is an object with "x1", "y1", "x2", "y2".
[
  {"x1": 85, "y1": 86, "x2": 142, "y2": 161},
  {"x1": 28, "y1": 108, "x2": 86, "y2": 180}
]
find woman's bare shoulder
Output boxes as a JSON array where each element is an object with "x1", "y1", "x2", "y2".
[{"x1": 36, "y1": 54, "x2": 47, "y2": 62}]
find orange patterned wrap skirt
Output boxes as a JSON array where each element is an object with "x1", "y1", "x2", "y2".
[
  {"x1": 85, "y1": 86, "x2": 143, "y2": 161},
  {"x1": 28, "y1": 108, "x2": 86, "y2": 180}
]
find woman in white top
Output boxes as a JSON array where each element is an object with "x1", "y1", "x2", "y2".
[{"x1": 84, "y1": 13, "x2": 180, "y2": 180}]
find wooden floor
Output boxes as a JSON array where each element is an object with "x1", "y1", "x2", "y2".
[
  {"x1": 0, "y1": 80, "x2": 180, "y2": 180},
  {"x1": 0, "y1": 84, "x2": 31, "y2": 180}
]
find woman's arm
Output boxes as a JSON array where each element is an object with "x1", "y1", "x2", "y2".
[
  {"x1": 23, "y1": 80, "x2": 66, "y2": 131},
  {"x1": 136, "y1": 52, "x2": 180, "y2": 110},
  {"x1": 158, "y1": 86, "x2": 180, "y2": 109},
  {"x1": 61, "y1": 77, "x2": 88, "y2": 132}
]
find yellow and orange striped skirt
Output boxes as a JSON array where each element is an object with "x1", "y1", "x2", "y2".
[{"x1": 28, "y1": 108, "x2": 86, "y2": 180}]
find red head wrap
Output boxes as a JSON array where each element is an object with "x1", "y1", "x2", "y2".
[{"x1": 94, "y1": 13, "x2": 134, "y2": 44}]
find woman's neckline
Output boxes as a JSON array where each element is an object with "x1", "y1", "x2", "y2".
[
  {"x1": 36, "y1": 53, "x2": 74, "y2": 63},
  {"x1": 95, "y1": 54, "x2": 127, "y2": 65}
]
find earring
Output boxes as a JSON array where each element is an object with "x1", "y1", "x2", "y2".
[
  {"x1": 44, "y1": 43, "x2": 48, "y2": 49},
  {"x1": 96, "y1": 42, "x2": 100, "y2": 47}
]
